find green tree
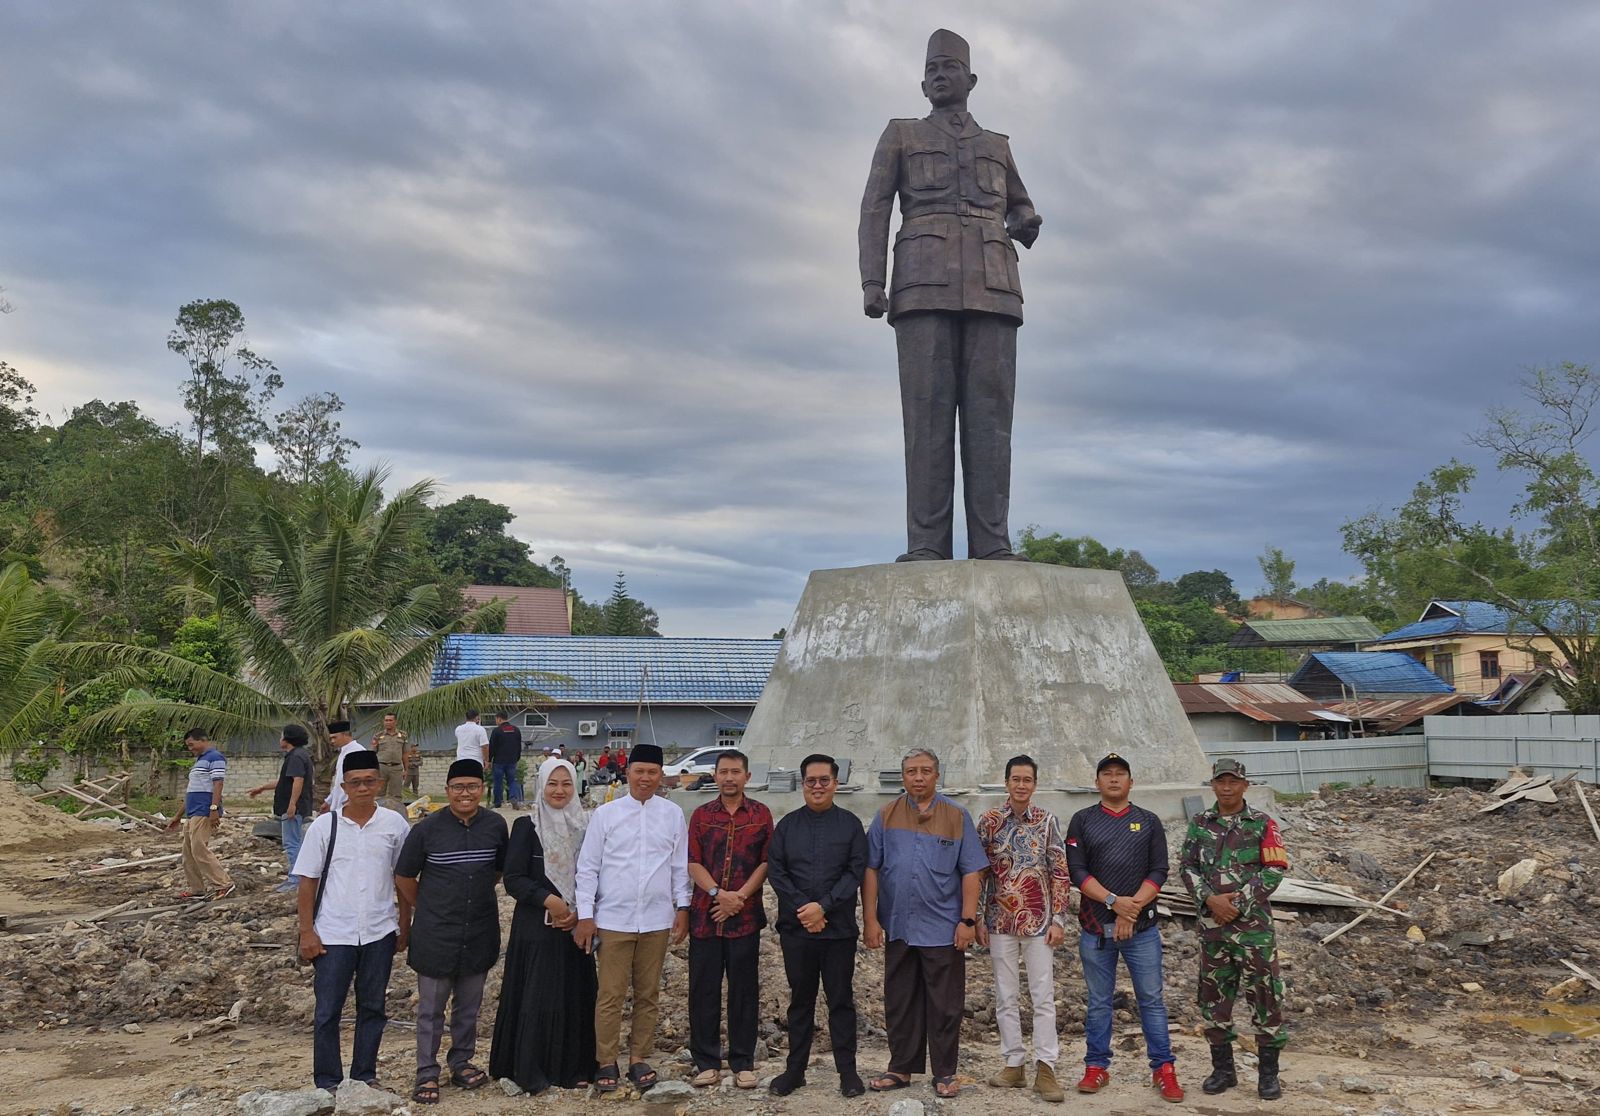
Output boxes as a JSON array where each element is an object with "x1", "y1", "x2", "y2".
[
  {"x1": 1343, "y1": 364, "x2": 1599, "y2": 709},
  {"x1": 268, "y1": 391, "x2": 359, "y2": 486},
  {"x1": 427, "y1": 495, "x2": 560, "y2": 588},
  {"x1": 601, "y1": 572, "x2": 660, "y2": 637},
  {"x1": 0, "y1": 562, "x2": 81, "y2": 751},
  {"x1": 1173, "y1": 569, "x2": 1240, "y2": 609},
  {"x1": 1257, "y1": 546, "x2": 1297, "y2": 602},
  {"x1": 63, "y1": 467, "x2": 553, "y2": 770}
]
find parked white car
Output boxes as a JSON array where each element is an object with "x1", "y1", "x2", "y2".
[{"x1": 662, "y1": 746, "x2": 737, "y2": 785}]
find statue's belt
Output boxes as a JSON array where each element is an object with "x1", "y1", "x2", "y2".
[{"x1": 901, "y1": 205, "x2": 1005, "y2": 223}]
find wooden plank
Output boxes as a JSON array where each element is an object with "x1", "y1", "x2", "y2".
[
  {"x1": 52, "y1": 784, "x2": 163, "y2": 830},
  {"x1": 1577, "y1": 782, "x2": 1600, "y2": 848},
  {"x1": 1319, "y1": 851, "x2": 1437, "y2": 945},
  {"x1": 79, "y1": 853, "x2": 181, "y2": 875},
  {"x1": 1559, "y1": 958, "x2": 1600, "y2": 993}
]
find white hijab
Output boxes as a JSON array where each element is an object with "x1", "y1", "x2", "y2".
[{"x1": 532, "y1": 757, "x2": 587, "y2": 903}]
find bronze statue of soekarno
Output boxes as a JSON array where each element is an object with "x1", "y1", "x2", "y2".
[{"x1": 859, "y1": 29, "x2": 1042, "y2": 562}]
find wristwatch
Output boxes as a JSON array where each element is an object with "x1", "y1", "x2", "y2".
[
  {"x1": 1104, "y1": 893, "x2": 1118, "y2": 910},
  {"x1": 708, "y1": 886, "x2": 720, "y2": 899},
  {"x1": 960, "y1": 917, "x2": 976, "y2": 928}
]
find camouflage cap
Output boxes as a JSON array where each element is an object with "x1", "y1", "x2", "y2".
[
  {"x1": 1210, "y1": 757, "x2": 1248, "y2": 780},
  {"x1": 926, "y1": 29, "x2": 971, "y2": 67}
]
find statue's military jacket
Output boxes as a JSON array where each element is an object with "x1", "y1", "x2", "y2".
[
  {"x1": 859, "y1": 110, "x2": 1036, "y2": 325},
  {"x1": 1178, "y1": 802, "x2": 1289, "y2": 943}
]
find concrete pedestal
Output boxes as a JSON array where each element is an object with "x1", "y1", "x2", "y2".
[{"x1": 741, "y1": 561, "x2": 1211, "y2": 795}]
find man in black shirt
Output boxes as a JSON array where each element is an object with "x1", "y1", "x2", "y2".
[
  {"x1": 488, "y1": 712, "x2": 525, "y2": 809},
  {"x1": 766, "y1": 753, "x2": 868, "y2": 1099},
  {"x1": 248, "y1": 724, "x2": 317, "y2": 893},
  {"x1": 1065, "y1": 753, "x2": 1183, "y2": 1102},
  {"x1": 394, "y1": 759, "x2": 509, "y2": 1104}
]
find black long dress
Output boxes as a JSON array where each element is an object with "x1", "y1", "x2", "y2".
[{"x1": 489, "y1": 815, "x2": 598, "y2": 1093}]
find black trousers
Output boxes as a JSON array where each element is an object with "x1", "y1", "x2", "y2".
[
  {"x1": 884, "y1": 940, "x2": 965, "y2": 1078},
  {"x1": 894, "y1": 310, "x2": 1019, "y2": 560},
  {"x1": 688, "y1": 933, "x2": 761, "y2": 1072},
  {"x1": 779, "y1": 933, "x2": 858, "y2": 1076}
]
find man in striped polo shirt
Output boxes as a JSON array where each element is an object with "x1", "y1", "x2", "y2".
[
  {"x1": 863, "y1": 747, "x2": 989, "y2": 1099},
  {"x1": 395, "y1": 758, "x2": 508, "y2": 1102},
  {"x1": 166, "y1": 728, "x2": 233, "y2": 900},
  {"x1": 1066, "y1": 753, "x2": 1183, "y2": 1102}
]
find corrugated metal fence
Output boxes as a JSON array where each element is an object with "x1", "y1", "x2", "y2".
[
  {"x1": 1421, "y1": 713, "x2": 1600, "y2": 783},
  {"x1": 1202, "y1": 739, "x2": 1428, "y2": 794},
  {"x1": 1203, "y1": 712, "x2": 1600, "y2": 793}
]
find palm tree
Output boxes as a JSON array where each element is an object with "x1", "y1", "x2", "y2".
[
  {"x1": 0, "y1": 562, "x2": 77, "y2": 752},
  {"x1": 64, "y1": 467, "x2": 553, "y2": 771}
]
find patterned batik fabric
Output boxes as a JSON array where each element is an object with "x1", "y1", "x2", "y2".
[{"x1": 976, "y1": 804, "x2": 1071, "y2": 937}]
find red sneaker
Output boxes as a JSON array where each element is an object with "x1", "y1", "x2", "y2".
[
  {"x1": 1153, "y1": 1062, "x2": 1184, "y2": 1102},
  {"x1": 1076, "y1": 1067, "x2": 1109, "y2": 1093}
]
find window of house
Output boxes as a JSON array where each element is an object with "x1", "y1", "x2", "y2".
[
  {"x1": 1433, "y1": 652, "x2": 1455, "y2": 685},
  {"x1": 1479, "y1": 651, "x2": 1501, "y2": 680},
  {"x1": 608, "y1": 728, "x2": 633, "y2": 744},
  {"x1": 523, "y1": 711, "x2": 550, "y2": 727}
]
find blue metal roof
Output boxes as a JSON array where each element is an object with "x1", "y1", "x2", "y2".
[
  {"x1": 1373, "y1": 599, "x2": 1592, "y2": 643},
  {"x1": 1290, "y1": 651, "x2": 1454, "y2": 694},
  {"x1": 431, "y1": 635, "x2": 781, "y2": 705}
]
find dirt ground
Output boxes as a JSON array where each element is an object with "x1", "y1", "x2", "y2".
[{"x1": 1, "y1": 781, "x2": 1597, "y2": 1116}]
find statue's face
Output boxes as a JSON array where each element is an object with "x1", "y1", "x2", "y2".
[{"x1": 922, "y1": 55, "x2": 974, "y2": 108}]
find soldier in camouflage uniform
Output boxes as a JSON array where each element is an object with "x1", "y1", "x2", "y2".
[
  {"x1": 1178, "y1": 758, "x2": 1289, "y2": 1100},
  {"x1": 371, "y1": 713, "x2": 411, "y2": 806}
]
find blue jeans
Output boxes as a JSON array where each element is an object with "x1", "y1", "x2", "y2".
[
  {"x1": 312, "y1": 933, "x2": 396, "y2": 1089},
  {"x1": 1078, "y1": 926, "x2": 1174, "y2": 1071},
  {"x1": 281, "y1": 815, "x2": 305, "y2": 877},
  {"x1": 491, "y1": 762, "x2": 522, "y2": 807}
]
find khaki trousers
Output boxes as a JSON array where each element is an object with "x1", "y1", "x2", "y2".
[
  {"x1": 181, "y1": 815, "x2": 232, "y2": 892},
  {"x1": 380, "y1": 763, "x2": 406, "y2": 802},
  {"x1": 594, "y1": 928, "x2": 670, "y2": 1066}
]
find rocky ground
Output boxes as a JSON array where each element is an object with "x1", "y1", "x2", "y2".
[{"x1": 0, "y1": 781, "x2": 1596, "y2": 1116}]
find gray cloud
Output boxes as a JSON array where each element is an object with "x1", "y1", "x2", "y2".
[{"x1": 6, "y1": 1, "x2": 1600, "y2": 632}]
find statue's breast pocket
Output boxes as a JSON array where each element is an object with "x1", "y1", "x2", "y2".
[
  {"x1": 976, "y1": 155, "x2": 1008, "y2": 198},
  {"x1": 905, "y1": 149, "x2": 953, "y2": 191}
]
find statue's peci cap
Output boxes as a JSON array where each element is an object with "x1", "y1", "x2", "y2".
[{"x1": 926, "y1": 29, "x2": 970, "y2": 67}]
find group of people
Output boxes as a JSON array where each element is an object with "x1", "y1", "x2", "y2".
[{"x1": 278, "y1": 728, "x2": 1288, "y2": 1106}]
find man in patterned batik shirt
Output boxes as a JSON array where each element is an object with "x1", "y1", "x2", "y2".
[{"x1": 976, "y1": 754, "x2": 1071, "y2": 1103}]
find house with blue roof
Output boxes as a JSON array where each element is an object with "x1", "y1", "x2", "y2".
[
  {"x1": 1368, "y1": 600, "x2": 1570, "y2": 701},
  {"x1": 426, "y1": 634, "x2": 783, "y2": 758},
  {"x1": 1287, "y1": 651, "x2": 1455, "y2": 702}
]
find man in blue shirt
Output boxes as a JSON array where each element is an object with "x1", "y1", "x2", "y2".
[
  {"x1": 863, "y1": 747, "x2": 989, "y2": 1098},
  {"x1": 166, "y1": 728, "x2": 233, "y2": 900}
]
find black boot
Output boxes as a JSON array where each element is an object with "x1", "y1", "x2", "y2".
[
  {"x1": 1257, "y1": 1045, "x2": 1282, "y2": 1101},
  {"x1": 1201, "y1": 1043, "x2": 1237, "y2": 1095}
]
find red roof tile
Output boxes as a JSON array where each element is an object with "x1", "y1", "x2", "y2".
[{"x1": 461, "y1": 585, "x2": 571, "y2": 636}]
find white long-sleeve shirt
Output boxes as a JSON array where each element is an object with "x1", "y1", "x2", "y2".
[
  {"x1": 575, "y1": 792, "x2": 691, "y2": 932},
  {"x1": 324, "y1": 740, "x2": 370, "y2": 813}
]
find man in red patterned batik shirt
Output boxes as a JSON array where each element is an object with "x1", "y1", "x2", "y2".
[
  {"x1": 976, "y1": 753, "x2": 1072, "y2": 1102},
  {"x1": 685, "y1": 750, "x2": 774, "y2": 1090}
]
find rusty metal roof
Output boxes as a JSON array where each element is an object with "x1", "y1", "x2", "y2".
[
  {"x1": 1323, "y1": 693, "x2": 1482, "y2": 732},
  {"x1": 1173, "y1": 682, "x2": 1351, "y2": 724}
]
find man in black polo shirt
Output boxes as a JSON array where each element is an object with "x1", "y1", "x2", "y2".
[
  {"x1": 1065, "y1": 753, "x2": 1183, "y2": 1102},
  {"x1": 488, "y1": 712, "x2": 525, "y2": 809},
  {"x1": 394, "y1": 759, "x2": 509, "y2": 1104}
]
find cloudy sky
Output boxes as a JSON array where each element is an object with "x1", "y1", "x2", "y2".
[{"x1": 6, "y1": 2, "x2": 1600, "y2": 636}]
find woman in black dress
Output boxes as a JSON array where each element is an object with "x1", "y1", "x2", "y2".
[{"x1": 490, "y1": 757, "x2": 596, "y2": 1093}]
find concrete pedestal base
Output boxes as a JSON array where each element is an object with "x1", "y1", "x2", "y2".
[{"x1": 741, "y1": 561, "x2": 1211, "y2": 795}]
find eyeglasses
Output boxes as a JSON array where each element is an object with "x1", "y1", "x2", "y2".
[
  {"x1": 446, "y1": 782, "x2": 483, "y2": 793},
  {"x1": 802, "y1": 776, "x2": 834, "y2": 788}
]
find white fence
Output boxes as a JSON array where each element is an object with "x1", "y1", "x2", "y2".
[
  {"x1": 1202, "y1": 739, "x2": 1429, "y2": 794},
  {"x1": 1201, "y1": 712, "x2": 1600, "y2": 793},
  {"x1": 1421, "y1": 713, "x2": 1600, "y2": 783}
]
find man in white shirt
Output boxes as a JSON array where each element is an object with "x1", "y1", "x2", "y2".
[
  {"x1": 575, "y1": 742, "x2": 691, "y2": 1093},
  {"x1": 454, "y1": 710, "x2": 490, "y2": 767},
  {"x1": 294, "y1": 750, "x2": 413, "y2": 1091},
  {"x1": 322, "y1": 721, "x2": 370, "y2": 814}
]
